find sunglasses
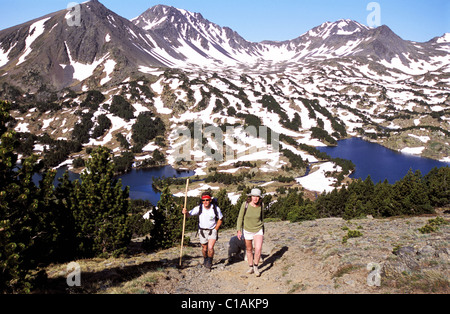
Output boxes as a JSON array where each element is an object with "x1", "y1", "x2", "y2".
[{"x1": 202, "y1": 199, "x2": 212, "y2": 202}]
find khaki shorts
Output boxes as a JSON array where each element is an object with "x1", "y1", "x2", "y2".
[{"x1": 198, "y1": 228, "x2": 218, "y2": 245}]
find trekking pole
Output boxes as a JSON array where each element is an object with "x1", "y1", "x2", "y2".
[{"x1": 179, "y1": 179, "x2": 189, "y2": 267}]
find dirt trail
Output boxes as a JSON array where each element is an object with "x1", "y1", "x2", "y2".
[
  {"x1": 148, "y1": 214, "x2": 450, "y2": 294},
  {"x1": 169, "y1": 225, "x2": 343, "y2": 294}
]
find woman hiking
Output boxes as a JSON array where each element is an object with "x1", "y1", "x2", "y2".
[{"x1": 236, "y1": 188, "x2": 265, "y2": 277}]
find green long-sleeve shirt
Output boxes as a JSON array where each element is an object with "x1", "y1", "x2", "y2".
[{"x1": 236, "y1": 202, "x2": 264, "y2": 233}]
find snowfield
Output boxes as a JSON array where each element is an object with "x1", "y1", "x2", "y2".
[
  {"x1": 296, "y1": 162, "x2": 342, "y2": 193},
  {"x1": 17, "y1": 17, "x2": 51, "y2": 65}
]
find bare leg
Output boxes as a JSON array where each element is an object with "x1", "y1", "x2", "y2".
[
  {"x1": 202, "y1": 240, "x2": 216, "y2": 270},
  {"x1": 207, "y1": 239, "x2": 216, "y2": 258},
  {"x1": 245, "y1": 239, "x2": 254, "y2": 273},
  {"x1": 253, "y1": 235, "x2": 264, "y2": 265},
  {"x1": 201, "y1": 244, "x2": 208, "y2": 258},
  {"x1": 252, "y1": 235, "x2": 263, "y2": 277},
  {"x1": 245, "y1": 240, "x2": 253, "y2": 266}
]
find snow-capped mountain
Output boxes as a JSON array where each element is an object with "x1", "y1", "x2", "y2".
[
  {"x1": 1, "y1": 1, "x2": 448, "y2": 91},
  {"x1": 430, "y1": 33, "x2": 450, "y2": 44},
  {"x1": 131, "y1": 5, "x2": 449, "y2": 72},
  {"x1": 0, "y1": 0, "x2": 179, "y2": 91},
  {"x1": 131, "y1": 4, "x2": 264, "y2": 67},
  {"x1": 0, "y1": 0, "x2": 449, "y2": 179}
]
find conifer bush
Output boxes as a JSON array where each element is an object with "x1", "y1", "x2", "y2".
[
  {"x1": 0, "y1": 101, "x2": 59, "y2": 292},
  {"x1": 148, "y1": 185, "x2": 183, "y2": 250},
  {"x1": 70, "y1": 147, "x2": 132, "y2": 257},
  {"x1": 1, "y1": 100, "x2": 133, "y2": 293}
]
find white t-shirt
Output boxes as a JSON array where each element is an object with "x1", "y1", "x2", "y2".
[{"x1": 189, "y1": 205, "x2": 223, "y2": 230}]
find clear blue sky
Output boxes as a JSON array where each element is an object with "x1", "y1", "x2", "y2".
[{"x1": 0, "y1": 0, "x2": 448, "y2": 42}]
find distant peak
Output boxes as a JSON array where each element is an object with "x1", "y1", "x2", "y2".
[
  {"x1": 373, "y1": 24, "x2": 399, "y2": 38},
  {"x1": 82, "y1": 0, "x2": 110, "y2": 12},
  {"x1": 152, "y1": 4, "x2": 171, "y2": 8},
  {"x1": 84, "y1": 0, "x2": 102, "y2": 7},
  {"x1": 148, "y1": 4, "x2": 186, "y2": 14},
  {"x1": 333, "y1": 19, "x2": 370, "y2": 31},
  {"x1": 148, "y1": 4, "x2": 204, "y2": 19},
  {"x1": 149, "y1": 4, "x2": 176, "y2": 12},
  {"x1": 305, "y1": 19, "x2": 370, "y2": 39},
  {"x1": 436, "y1": 33, "x2": 450, "y2": 43}
]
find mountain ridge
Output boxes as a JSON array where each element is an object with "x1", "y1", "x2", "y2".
[
  {"x1": 130, "y1": 4, "x2": 449, "y2": 69},
  {"x1": 0, "y1": 1, "x2": 449, "y2": 92}
]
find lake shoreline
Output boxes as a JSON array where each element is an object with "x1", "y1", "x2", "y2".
[
  {"x1": 318, "y1": 137, "x2": 450, "y2": 184},
  {"x1": 37, "y1": 137, "x2": 449, "y2": 205}
]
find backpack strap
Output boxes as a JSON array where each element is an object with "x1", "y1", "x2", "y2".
[
  {"x1": 197, "y1": 199, "x2": 220, "y2": 231},
  {"x1": 198, "y1": 203, "x2": 203, "y2": 232},
  {"x1": 211, "y1": 198, "x2": 219, "y2": 222},
  {"x1": 261, "y1": 202, "x2": 265, "y2": 233},
  {"x1": 241, "y1": 202, "x2": 249, "y2": 233}
]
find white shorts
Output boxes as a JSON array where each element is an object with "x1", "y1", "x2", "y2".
[{"x1": 243, "y1": 229, "x2": 264, "y2": 241}]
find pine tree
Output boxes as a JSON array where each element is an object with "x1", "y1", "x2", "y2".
[
  {"x1": 342, "y1": 176, "x2": 376, "y2": 219},
  {"x1": 317, "y1": 187, "x2": 348, "y2": 218},
  {"x1": 372, "y1": 180, "x2": 395, "y2": 217},
  {"x1": 216, "y1": 188, "x2": 233, "y2": 228},
  {"x1": 0, "y1": 101, "x2": 56, "y2": 292},
  {"x1": 70, "y1": 147, "x2": 131, "y2": 257},
  {"x1": 0, "y1": 219, "x2": 24, "y2": 293},
  {"x1": 149, "y1": 184, "x2": 182, "y2": 250},
  {"x1": 392, "y1": 169, "x2": 432, "y2": 215},
  {"x1": 53, "y1": 171, "x2": 78, "y2": 261},
  {"x1": 343, "y1": 192, "x2": 363, "y2": 220},
  {"x1": 287, "y1": 203, "x2": 317, "y2": 222},
  {"x1": 424, "y1": 166, "x2": 450, "y2": 207}
]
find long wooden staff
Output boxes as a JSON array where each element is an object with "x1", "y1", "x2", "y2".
[{"x1": 179, "y1": 179, "x2": 189, "y2": 267}]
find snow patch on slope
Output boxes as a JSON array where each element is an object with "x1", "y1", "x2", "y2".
[
  {"x1": 17, "y1": 17, "x2": 51, "y2": 65},
  {"x1": 0, "y1": 43, "x2": 16, "y2": 68},
  {"x1": 63, "y1": 41, "x2": 109, "y2": 82}
]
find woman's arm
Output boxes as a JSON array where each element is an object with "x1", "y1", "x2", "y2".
[{"x1": 236, "y1": 202, "x2": 246, "y2": 235}]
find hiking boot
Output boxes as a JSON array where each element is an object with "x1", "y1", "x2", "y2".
[
  {"x1": 246, "y1": 266, "x2": 254, "y2": 274},
  {"x1": 205, "y1": 257, "x2": 213, "y2": 271},
  {"x1": 253, "y1": 265, "x2": 261, "y2": 277}
]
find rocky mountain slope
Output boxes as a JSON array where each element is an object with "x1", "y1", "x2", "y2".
[
  {"x1": 0, "y1": 0, "x2": 449, "y2": 191},
  {"x1": 1, "y1": 1, "x2": 448, "y2": 88},
  {"x1": 0, "y1": 1, "x2": 182, "y2": 91}
]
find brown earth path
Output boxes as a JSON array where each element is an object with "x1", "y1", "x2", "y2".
[
  {"x1": 48, "y1": 213, "x2": 448, "y2": 294},
  {"x1": 146, "y1": 213, "x2": 449, "y2": 294}
]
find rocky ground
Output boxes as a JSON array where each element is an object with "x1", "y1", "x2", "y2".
[
  {"x1": 152, "y1": 212, "x2": 449, "y2": 294},
  {"x1": 47, "y1": 210, "x2": 449, "y2": 294}
]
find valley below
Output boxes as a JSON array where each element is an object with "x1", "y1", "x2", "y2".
[
  {"x1": 7, "y1": 63, "x2": 450, "y2": 198},
  {"x1": 0, "y1": 2, "x2": 448, "y2": 192}
]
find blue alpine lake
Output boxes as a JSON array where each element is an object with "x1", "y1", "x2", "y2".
[
  {"x1": 33, "y1": 137, "x2": 448, "y2": 204},
  {"x1": 317, "y1": 137, "x2": 450, "y2": 184},
  {"x1": 116, "y1": 166, "x2": 194, "y2": 205},
  {"x1": 34, "y1": 165, "x2": 194, "y2": 205}
]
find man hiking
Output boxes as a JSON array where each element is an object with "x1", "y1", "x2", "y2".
[{"x1": 183, "y1": 191, "x2": 223, "y2": 271}]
